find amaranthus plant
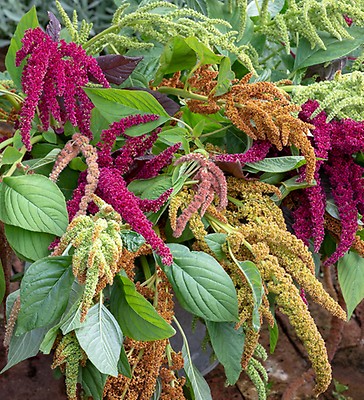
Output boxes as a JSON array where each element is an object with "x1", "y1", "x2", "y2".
[{"x1": 1, "y1": 1, "x2": 364, "y2": 400}]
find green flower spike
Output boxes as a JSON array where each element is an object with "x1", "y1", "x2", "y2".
[{"x1": 53, "y1": 195, "x2": 123, "y2": 321}]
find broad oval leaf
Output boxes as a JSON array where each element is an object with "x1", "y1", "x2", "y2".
[
  {"x1": 16, "y1": 256, "x2": 74, "y2": 335},
  {"x1": 79, "y1": 360, "x2": 108, "y2": 400},
  {"x1": 159, "y1": 244, "x2": 239, "y2": 322},
  {"x1": 119, "y1": 230, "x2": 145, "y2": 253},
  {"x1": 0, "y1": 174, "x2": 68, "y2": 236},
  {"x1": 76, "y1": 303, "x2": 122, "y2": 377},
  {"x1": 1, "y1": 327, "x2": 47, "y2": 373},
  {"x1": 236, "y1": 261, "x2": 264, "y2": 331},
  {"x1": 182, "y1": 343, "x2": 212, "y2": 400},
  {"x1": 128, "y1": 175, "x2": 173, "y2": 200},
  {"x1": 294, "y1": 26, "x2": 364, "y2": 71},
  {"x1": 110, "y1": 275, "x2": 176, "y2": 341},
  {"x1": 205, "y1": 321, "x2": 244, "y2": 385},
  {"x1": 118, "y1": 346, "x2": 132, "y2": 378},
  {"x1": 338, "y1": 251, "x2": 364, "y2": 319},
  {"x1": 5, "y1": 6, "x2": 39, "y2": 89},
  {"x1": 204, "y1": 233, "x2": 227, "y2": 261},
  {"x1": 84, "y1": 87, "x2": 169, "y2": 129},
  {"x1": 244, "y1": 156, "x2": 305, "y2": 173},
  {"x1": 5, "y1": 224, "x2": 53, "y2": 262}
]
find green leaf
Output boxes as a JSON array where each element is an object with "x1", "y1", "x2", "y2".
[
  {"x1": 205, "y1": 321, "x2": 244, "y2": 385},
  {"x1": 247, "y1": 0, "x2": 284, "y2": 17},
  {"x1": 16, "y1": 256, "x2": 74, "y2": 334},
  {"x1": 184, "y1": 37, "x2": 222, "y2": 65},
  {"x1": 5, "y1": 7, "x2": 39, "y2": 89},
  {"x1": 158, "y1": 244, "x2": 239, "y2": 322},
  {"x1": 294, "y1": 26, "x2": 364, "y2": 71},
  {"x1": 182, "y1": 343, "x2": 212, "y2": 400},
  {"x1": 69, "y1": 157, "x2": 87, "y2": 172},
  {"x1": 128, "y1": 175, "x2": 173, "y2": 200},
  {"x1": 84, "y1": 88, "x2": 169, "y2": 130},
  {"x1": 42, "y1": 130, "x2": 58, "y2": 144},
  {"x1": 25, "y1": 148, "x2": 61, "y2": 171},
  {"x1": 110, "y1": 275, "x2": 175, "y2": 341},
  {"x1": 40, "y1": 283, "x2": 84, "y2": 354},
  {"x1": 271, "y1": 176, "x2": 316, "y2": 203},
  {"x1": 79, "y1": 360, "x2": 108, "y2": 400},
  {"x1": 268, "y1": 319, "x2": 279, "y2": 354},
  {"x1": 235, "y1": 261, "x2": 264, "y2": 331},
  {"x1": 4, "y1": 224, "x2": 53, "y2": 262},
  {"x1": 204, "y1": 233, "x2": 227, "y2": 261},
  {"x1": 118, "y1": 346, "x2": 132, "y2": 378},
  {"x1": 1, "y1": 146, "x2": 22, "y2": 165},
  {"x1": 76, "y1": 303, "x2": 123, "y2": 376},
  {"x1": 215, "y1": 57, "x2": 235, "y2": 96},
  {"x1": 338, "y1": 251, "x2": 364, "y2": 319},
  {"x1": 154, "y1": 36, "x2": 197, "y2": 85},
  {"x1": 39, "y1": 324, "x2": 60, "y2": 355},
  {"x1": 0, "y1": 174, "x2": 68, "y2": 236},
  {"x1": 90, "y1": 108, "x2": 110, "y2": 144},
  {"x1": 59, "y1": 290, "x2": 84, "y2": 335},
  {"x1": 150, "y1": 378, "x2": 162, "y2": 400},
  {"x1": 119, "y1": 230, "x2": 145, "y2": 252},
  {"x1": 0, "y1": 259, "x2": 5, "y2": 304},
  {"x1": 158, "y1": 127, "x2": 189, "y2": 146},
  {"x1": 244, "y1": 156, "x2": 305, "y2": 173},
  {"x1": 1, "y1": 327, "x2": 47, "y2": 373}
]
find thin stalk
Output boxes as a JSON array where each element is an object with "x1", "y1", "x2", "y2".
[
  {"x1": 140, "y1": 255, "x2": 152, "y2": 280},
  {"x1": 170, "y1": 117, "x2": 194, "y2": 133},
  {"x1": 2, "y1": 135, "x2": 43, "y2": 178},
  {"x1": 83, "y1": 24, "x2": 120, "y2": 51},
  {"x1": 121, "y1": 348, "x2": 145, "y2": 399},
  {"x1": 158, "y1": 87, "x2": 208, "y2": 102},
  {"x1": 200, "y1": 125, "x2": 230, "y2": 138}
]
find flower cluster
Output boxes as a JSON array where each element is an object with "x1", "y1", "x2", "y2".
[
  {"x1": 67, "y1": 114, "x2": 179, "y2": 265},
  {"x1": 16, "y1": 27, "x2": 109, "y2": 150},
  {"x1": 204, "y1": 178, "x2": 346, "y2": 396},
  {"x1": 52, "y1": 195, "x2": 123, "y2": 321},
  {"x1": 51, "y1": 333, "x2": 87, "y2": 400},
  {"x1": 163, "y1": 68, "x2": 317, "y2": 182},
  {"x1": 294, "y1": 100, "x2": 364, "y2": 265},
  {"x1": 170, "y1": 152, "x2": 228, "y2": 237},
  {"x1": 258, "y1": 0, "x2": 364, "y2": 52}
]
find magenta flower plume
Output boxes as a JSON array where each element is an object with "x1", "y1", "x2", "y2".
[
  {"x1": 98, "y1": 167, "x2": 173, "y2": 265},
  {"x1": 212, "y1": 140, "x2": 271, "y2": 164},
  {"x1": 292, "y1": 194, "x2": 314, "y2": 246},
  {"x1": 172, "y1": 153, "x2": 228, "y2": 237},
  {"x1": 134, "y1": 142, "x2": 181, "y2": 180},
  {"x1": 16, "y1": 27, "x2": 110, "y2": 150},
  {"x1": 297, "y1": 100, "x2": 364, "y2": 259},
  {"x1": 98, "y1": 114, "x2": 159, "y2": 167},
  {"x1": 137, "y1": 188, "x2": 174, "y2": 212},
  {"x1": 323, "y1": 154, "x2": 361, "y2": 266}
]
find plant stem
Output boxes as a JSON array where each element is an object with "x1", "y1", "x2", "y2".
[
  {"x1": 2, "y1": 135, "x2": 44, "y2": 178},
  {"x1": 200, "y1": 125, "x2": 230, "y2": 138},
  {"x1": 140, "y1": 255, "x2": 152, "y2": 280},
  {"x1": 158, "y1": 87, "x2": 208, "y2": 102},
  {"x1": 0, "y1": 89, "x2": 23, "y2": 110},
  {"x1": 83, "y1": 24, "x2": 120, "y2": 51}
]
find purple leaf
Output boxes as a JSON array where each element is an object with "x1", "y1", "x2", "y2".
[
  {"x1": 93, "y1": 55, "x2": 143, "y2": 85},
  {"x1": 46, "y1": 12, "x2": 61, "y2": 42},
  {"x1": 214, "y1": 160, "x2": 247, "y2": 178},
  {"x1": 127, "y1": 87, "x2": 180, "y2": 116}
]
